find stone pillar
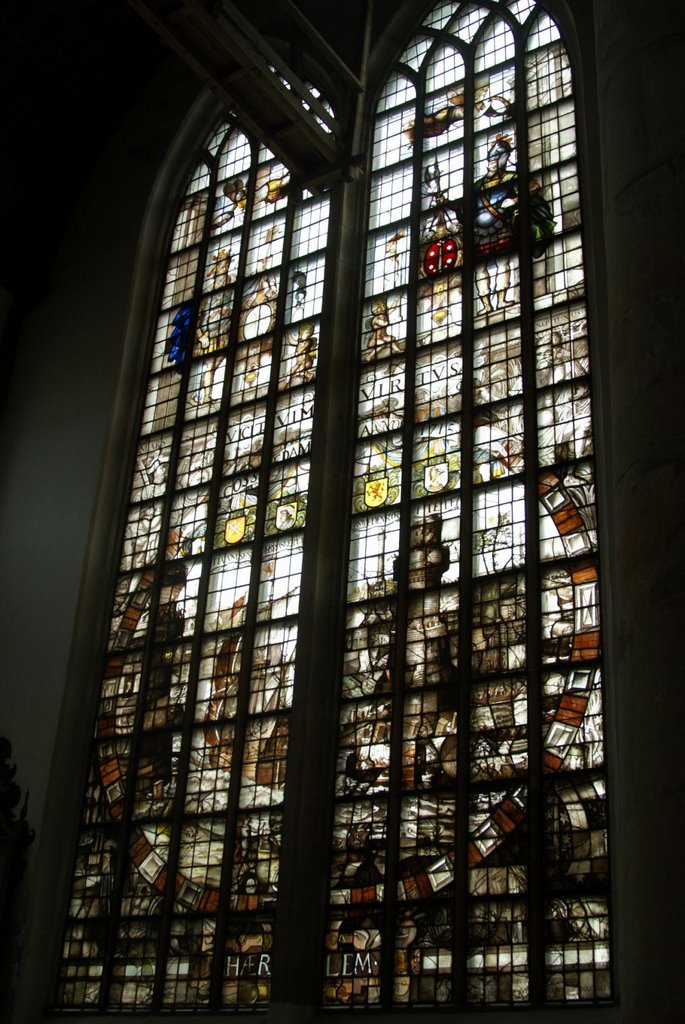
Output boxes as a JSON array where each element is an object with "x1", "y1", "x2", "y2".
[{"x1": 593, "y1": 3, "x2": 685, "y2": 1021}]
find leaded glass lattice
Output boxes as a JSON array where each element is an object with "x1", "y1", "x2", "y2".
[
  {"x1": 324, "y1": 0, "x2": 610, "y2": 1008},
  {"x1": 56, "y1": 117, "x2": 331, "y2": 1012}
]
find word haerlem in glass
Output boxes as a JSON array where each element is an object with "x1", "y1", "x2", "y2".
[
  {"x1": 324, "y1": 0, "x2": 610, "y2": 1009},
  {"x1": 56, "y1": 114, "x2": 331, "y2": 1011}
]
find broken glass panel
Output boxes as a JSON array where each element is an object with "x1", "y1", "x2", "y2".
[
  {"x1": 231, "y1": 810, "x2": 282, "y2": 908},
  {"x1": 256, "y1": 535, "x2": 304, "y2": 620},
  {"x1": 121, "y1": 501, "x2": 164, "y2": 571},
  {"x1": 110, "y1": 918, "x2": 159, "y2": 1008},
  {"x1": 347, "y1": 512, "x2": 401, "y2": 603},
  {"x1": 329, "y1": 800, "x2": 388, "y2": 905},
  {"x1": 336, "y1": 697, "x2": 392, "y2": 798},
  {"x1": 544, "y1": 773, "x2": 609, "y2": 888}
]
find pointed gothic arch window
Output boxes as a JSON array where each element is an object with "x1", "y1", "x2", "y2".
[
  {"x1": 323, "y1": 0, "x2": 611, "y2": 1009},
  {"x1": 54, "y1": 1, "x2": 611, "y2": 1015},
  {"x1": 56, "y1": 115, "x2": 332, "y2": 1011}
]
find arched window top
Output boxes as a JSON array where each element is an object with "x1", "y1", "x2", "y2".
[
  {"x1": 473, "y1": 16, "x2": 516, "y2": 69},
  {"x1": 399, "y1": 33, "x2": 437, "y2": 71},
  {"x1": 449, "y1": 4, "x2": 491, "y2": 44},
  {"x1": 507, "y1": 0, "x2": 537, "y2": 19},
  {"x1": 377, "y1": 69, "x2": 417, "y2": 113},
  {"x1": 393, "y1": 0, "x2": 564, "y2": 83},
  {"x1": 527, "y1": 9, "x2": 563, "y2": 48},
  {"x1": 424, "y1": 46, "x2": 466, "y2": 102}
]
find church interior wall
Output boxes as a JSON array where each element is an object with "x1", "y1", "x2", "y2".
[{"x1": 1, "y1": 2, "x2": 684, "y2": 1021}]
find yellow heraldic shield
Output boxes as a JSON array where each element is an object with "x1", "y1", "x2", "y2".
[
  {"x1": 225, "y1": 514, "x2": 246, "y2": 545},
  {"x1": 365, "y1": 476, "x2": 388, "y2": 508}
]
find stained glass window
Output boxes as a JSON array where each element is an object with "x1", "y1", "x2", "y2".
[
  {"x1": 56, "y1": 116, "x2": 331, "y2": 1011},
  {"x1": 323, "y1": 0, "x2": 611, "y2": 1008},
  {"x1": 56, "y1": 1, "x2": 610, "y2": 1015}
]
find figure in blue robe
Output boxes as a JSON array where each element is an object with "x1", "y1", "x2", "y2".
[{"x1": 166, "y1": 300, "x2": 193, "y2": 372}]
